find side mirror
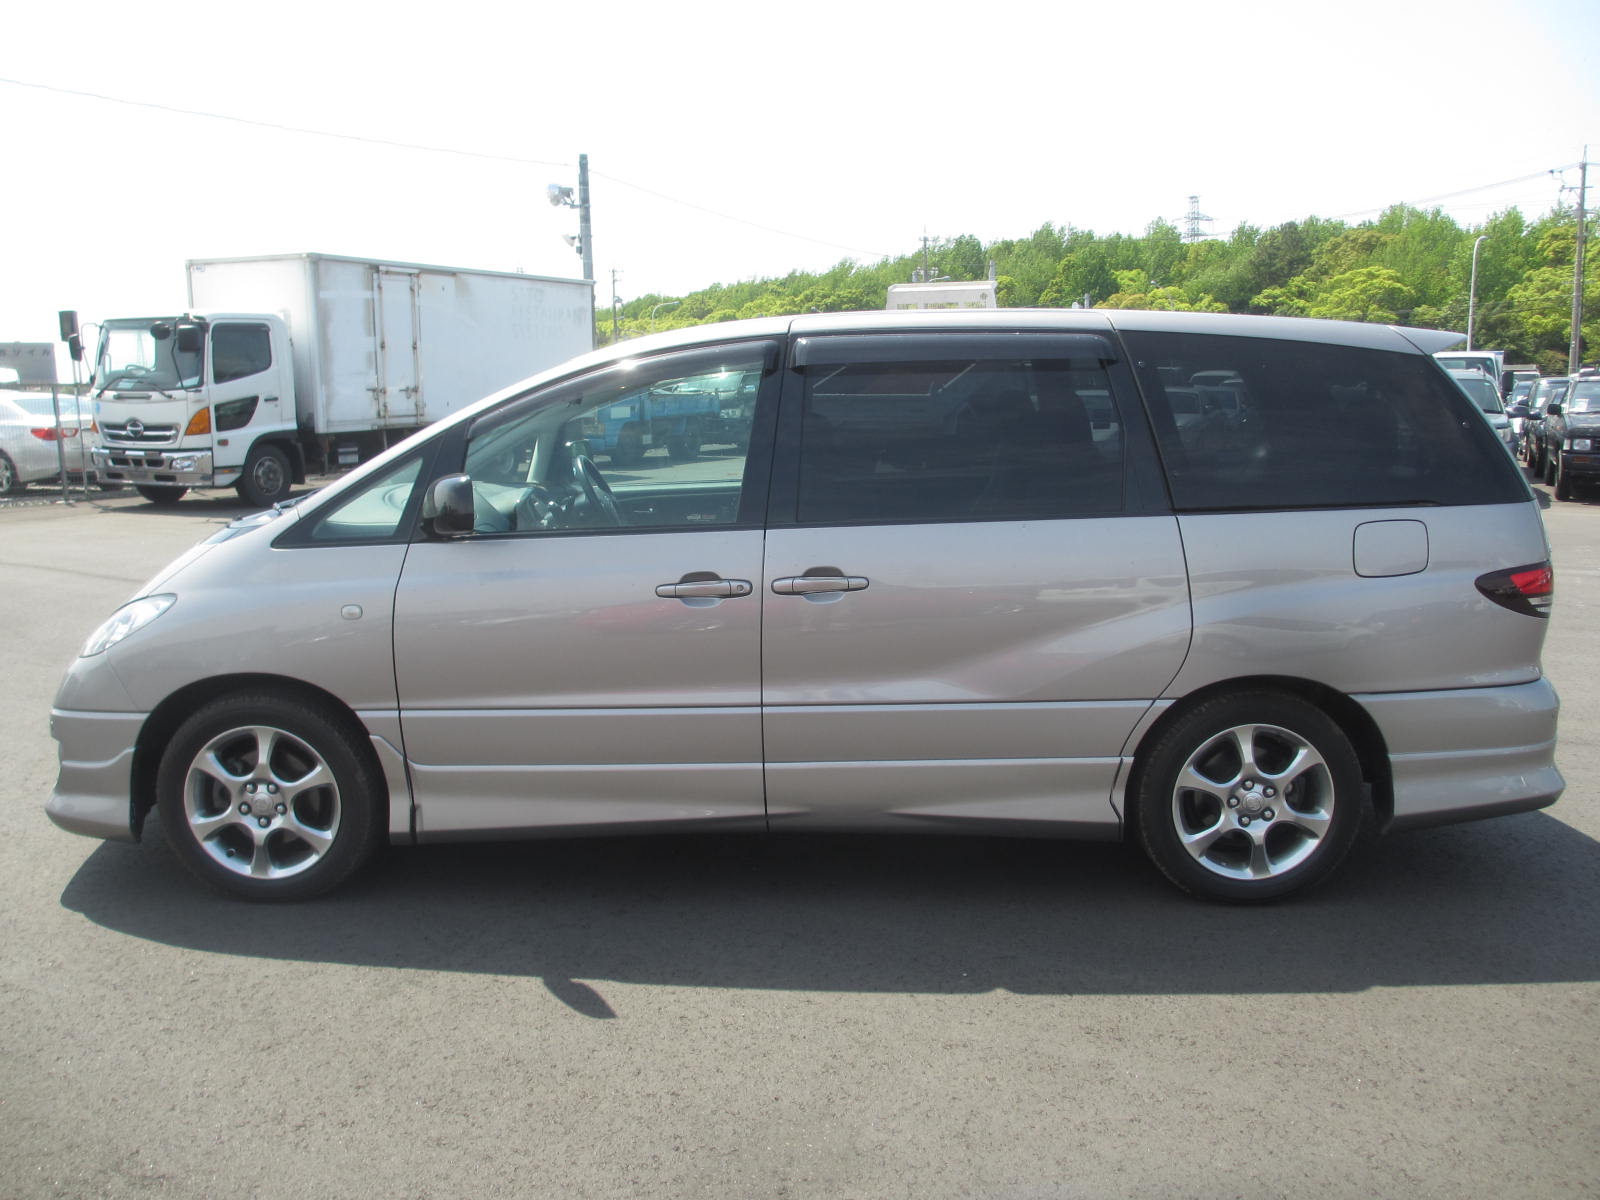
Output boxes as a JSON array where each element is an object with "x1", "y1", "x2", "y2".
[
  {"x1": 1545, "y1": 403, "x2": 1562, "y2": 417},
  {"x1": 175, "y1": 323, "x2": 205, "y2": 354},
  {"x1": 1507, "y1": 403, "x2": 1531, "y2": 418},
  {"x1": 422, "y1": 474, "x2": 476, "y2": 537}
]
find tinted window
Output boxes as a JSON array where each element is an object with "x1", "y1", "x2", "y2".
[
  {"x1": 796, "y1": 356, "x2": 1125, "y2": 524},
  {"x1": 1125, "y1": 332, "x2": 1526, "y2": 510},
  {"x1": 212, "y1": 324, "x2": 272, "y2": 383}
]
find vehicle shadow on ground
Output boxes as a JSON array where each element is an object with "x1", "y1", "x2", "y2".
[{"x1": 60, "y1": 811, "x2": 1600, "y2": 1016}]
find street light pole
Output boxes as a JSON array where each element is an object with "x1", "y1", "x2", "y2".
[
  {"x1": 1467, "y1": 234, "x2": 1488, "y2": 351},
  {"x1": 649, "y1": 300, "x2": 681, "y2": 330},
  {"x1": 1570, "y1": 152, "x2": 1588, "y2": 375}
]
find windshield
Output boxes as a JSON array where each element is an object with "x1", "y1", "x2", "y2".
[
  {"x1": 94, "y1": 320, "x2": 203, "y2": 392},
  {"x1": 1566, "y1": 383, "x2": 1600, "y2": 414}
]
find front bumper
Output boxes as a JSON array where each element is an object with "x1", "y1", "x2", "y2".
[
  {"x1": 46, "y1": 708, "x2": 147, "y2": 842},
  {"x1": 1356, "y1": 677, "x2": 1564, "y2": 830},
  {"x1": 92, "y1": 446, "x2": 239, "y2": 488}
]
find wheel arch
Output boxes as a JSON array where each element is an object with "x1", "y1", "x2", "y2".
[
  {"x1": 1122, "y1": 675, "x2": 1393, "y2": 843},
  {"x1": 131, "y1": 673, "x2": 390, "y2": 838}
]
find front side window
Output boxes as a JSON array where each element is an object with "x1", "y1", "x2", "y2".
[
  {"x1": 212, "y1": 324, "x2": 273, "y2": 384},
  {"x1": 1125, "y1": 332, "x2": 1526, "y2": 510},
  {"x1": 462, "y1": 347, "x2": 769, "y2": 535},
  {"x1": 796, "y1": 355, "x2": 1125, "y2": 525}
]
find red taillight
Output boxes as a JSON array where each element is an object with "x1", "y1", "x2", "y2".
[
  {"x1": 29, "y1": 426, "x2": 79, "y2": 441},
  {"x1": 1476, "y1": 562, "x2": 1554, "y2": 618}
]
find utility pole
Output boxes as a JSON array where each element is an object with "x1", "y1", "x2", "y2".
[
  {"x1": 577, "y1": 153, "x2": 594, "y2": 285},
  {"x1": 610, "y1": 269, "x2": 622, "y2": 344},
  {"x1": 1570, "y1": 149, "x2": 1589, "y2": 375}
]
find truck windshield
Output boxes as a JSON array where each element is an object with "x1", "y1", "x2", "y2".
[{"x1": 94, "y1": 320, "x2": 203, "y2": 392}]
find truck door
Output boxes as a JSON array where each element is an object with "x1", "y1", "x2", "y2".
[
  {"x1": 206, "y1": 321, "x2": 286, "y2": 475},
  {"x1": 374, "y1": 269, "x2": 421, "y2": 425}
]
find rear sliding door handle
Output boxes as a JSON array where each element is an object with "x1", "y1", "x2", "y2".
[
  {"x1": 771, "y1": 575, "x2": 870, "y2": 596},
  {"x1": 655, "y1": 578, "x2": 753, "y2": 599}
]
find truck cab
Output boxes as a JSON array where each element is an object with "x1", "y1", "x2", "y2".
[{"x1": 90, "y1": 314, "x2": 302, "y2": 506}]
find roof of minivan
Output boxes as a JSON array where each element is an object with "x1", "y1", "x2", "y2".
[{"x1": 540, "y1": 309, "x2": 1462, "y2": 381}]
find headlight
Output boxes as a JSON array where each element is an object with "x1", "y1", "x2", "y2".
[
  {"x1": 1568, "y1": 438, "x2": 1592, "y2": 451},
  {"x1": 81, "y1": 594, "x2": 176, "y2": 657}
]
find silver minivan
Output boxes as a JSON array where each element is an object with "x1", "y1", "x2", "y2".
[{"x1": 47, "y1": 310, "x2": 1563, "y2": 902}]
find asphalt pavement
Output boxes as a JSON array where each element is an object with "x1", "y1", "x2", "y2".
[{"x1": 1, "y1": 475, "x2": 1597, "y2": 1199}]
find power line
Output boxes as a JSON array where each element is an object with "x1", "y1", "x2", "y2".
[
  {"x1": 0, "y1": 74, "x2": 891, "y2": 261},
  {"x1": 1326, "y1": 170, "x2": 1566, "y2": 220}
]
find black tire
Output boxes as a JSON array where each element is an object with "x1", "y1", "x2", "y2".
[
  {"x1": 237, "y1": 443, "x2": 292, "y2": 507},
  {"x1": 1545, "y1": 453, "x2": 1557, "y2": 487},
  {"x1": 156, "y1": 690, "x2": 385, "y2": 901},
  {"x1": 609, "y1": 426, "x2": 645, "y2": 468},
  {"x1": 136, "y1": 486, "x2": 187, "y2": 505},
  {"x1": 1133, "y1": 690, "x2": 1366, "y2": 902},
  {"x1": 1554, "y1": 454, "x2": 1572, "y2": 501},
  {"x1": 0, "y1": 451, "x2": 22, "y2": 495},
  {"x1": 666, "y1": 435, "x2": 701, "y2": 462}
]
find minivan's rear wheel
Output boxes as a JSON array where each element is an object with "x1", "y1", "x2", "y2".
[
  {"x1": 1134, "y1": 691, "x2": 1365, "y2": 902},
  {"x1": 156, "y1": 692, "x2": 384, "y2": 901}
]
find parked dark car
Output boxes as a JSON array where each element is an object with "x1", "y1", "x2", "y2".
[
  {"x1": 1541, "y1": 371, "x2": 1600, "y2": 500},
  {"x1": 1523, "y1": 376, "x2": 1570, "y2": 475}
]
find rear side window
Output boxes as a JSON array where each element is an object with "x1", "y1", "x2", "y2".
[
  {"x1": 1124, "y1": 332, "x2": 1527, "y2": 510},
  {"x1": 796, "y1": 355, "x2": 1126, "y2": 524}
]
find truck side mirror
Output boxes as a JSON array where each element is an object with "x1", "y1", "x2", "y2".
[
  {"x1": 422, "y1": 474, "x2": 476, "y2": 537},
  {"x1": 1545, "y1": 403, "x2": 1562, "y2": 417},
  {"x1": 176, "y1": 324, "x2": 205, "y2": 354},
  {"x1": 1507, "y1": 403, "x2": 1530, "y2": 418}
]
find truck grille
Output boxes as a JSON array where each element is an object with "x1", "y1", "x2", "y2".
[{"x1": 101, "y1": 421, "x2": 180, "y2": 446}]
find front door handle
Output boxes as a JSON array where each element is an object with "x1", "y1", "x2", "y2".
[
  {"x1": 655, "y1": 578, "x2": 753, "y2": 599},
  {"x1": 771, "y1": 575, "x2": 870, "y2": 596}
]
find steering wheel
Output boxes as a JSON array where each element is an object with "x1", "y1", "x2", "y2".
[{"x1": 571, "y1": 453, "x2": 623, "y2": 526}]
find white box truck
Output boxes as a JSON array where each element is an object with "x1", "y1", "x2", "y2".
[
  {"x1": 885, "y1": 280, "x2": 998, "y2": 310},
  {"x1": 90, "y1": 253, "x2": 594, "y2": 506}
]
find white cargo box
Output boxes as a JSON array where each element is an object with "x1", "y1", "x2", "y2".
[{"x1": 186, "y1": 253, "x2": 594, "y2": 436}]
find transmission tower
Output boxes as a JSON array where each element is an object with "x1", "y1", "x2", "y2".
[{"x1": 1182, "y1": 195, "x2": 1214, "y2": 243}]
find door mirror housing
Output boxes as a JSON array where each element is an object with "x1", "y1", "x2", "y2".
[
  {"x1": 175, "y1": 323, "x2": 206, "y2": 354},
  {"x1": 422, "y1": 474, "x2": 476, "y2": 537},
  {"x1": 1545, "y1": 403, "x2": 1562, "y2": 417},
  {"x1": 1506, "y1": 403, "x2": 1531, "y2": 419}
]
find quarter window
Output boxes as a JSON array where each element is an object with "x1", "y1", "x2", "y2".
[
  {"x1": 796, "y1": 356, "x2": 1125, "y2": 524},
  {"x1": 1124, "y1": 332, "x2": 1526, "y2": 511}
]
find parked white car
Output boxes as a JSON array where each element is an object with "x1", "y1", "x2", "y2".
[{"x1": 0, "y1": 392, "x2": 97, "y2": 494}]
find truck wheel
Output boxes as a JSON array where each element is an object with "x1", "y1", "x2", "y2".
[
  {"x1": 156, "y1": 690, "x2": 385, "y2": 901},
  {"x1": 610, "y1": 427, "x2": 645, "y2": 468},
  {"x1": 1545, "y1": 454, "x2": 1557, "y2": 487},
  {"x1": 136, "y1": 486, "x2": 187, "y2": 505},
  {"x1": 238, "y1": 444, "x2": 292, "y2": 507},
  {"x1": 666, "y1": 435, "x2": 701, "y2": 462},
  {"x1": 0, "y1": 451, "x2": 22, "y2": 495}
]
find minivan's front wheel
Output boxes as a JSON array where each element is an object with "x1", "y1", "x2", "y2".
[
  {"x1": 1134, "y1": 692, "x2": 1365, "y2": 902},
  {"x1": 156, "y1": 692, "x2": 384, "y2": 901}
]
